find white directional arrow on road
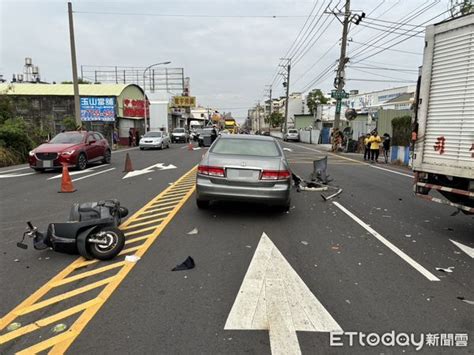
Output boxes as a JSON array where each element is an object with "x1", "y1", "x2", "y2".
[
  {"x1": 450, "y1": 239, "x2": 474, "y2": 259},
  {"x1": 123, "y1": 163, "x2": 177, "y2": 179},
  {"x1": 225, "y1": 232, "x2": 342, "y2": 355}
]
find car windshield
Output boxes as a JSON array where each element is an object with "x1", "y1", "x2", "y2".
[
  {"x1": 144, "y1": 132, "x2": 162, "y2": 138},
  {"x1": 49, "y1": 133, "x2": 84, "y2": 144},
  {"x1": 211, "y1": 138, "x2": 280, "y2": 157},
  {"x1": 173, "y1": 128, "x2": 185, "y2": 133}
]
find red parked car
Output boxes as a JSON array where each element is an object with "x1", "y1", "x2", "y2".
[{"x1": 28, "y1": 131, "x2": 111, "y2": 171}]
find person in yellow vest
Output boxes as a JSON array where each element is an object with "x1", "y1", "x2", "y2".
[
  {"x1": 369, "y1": 130, "x2": 382, "y2": 163},
  {"x1": 363, "y1": 133, "x2": 371, "y2": 161}
]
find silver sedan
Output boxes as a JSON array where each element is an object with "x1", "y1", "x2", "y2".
[
  {"x1": 139, "y1": 131, "x2": 170, "y2": 150},
  {"x1": 196, "y1": 135, "x2": 291, "y2": 211}
]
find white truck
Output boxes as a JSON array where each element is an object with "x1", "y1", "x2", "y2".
[{"x1": 412, "y1": 13, "x2": 474, "y2": 214}]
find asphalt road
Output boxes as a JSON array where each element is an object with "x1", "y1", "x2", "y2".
[{"x1": 0, "y1": 139, "x2": 472, "y2": 354}]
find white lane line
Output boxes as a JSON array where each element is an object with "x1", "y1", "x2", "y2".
[
  {"x1": 0, "y1": 172, "x2": 36, "y2": 178},
  {"x1": 333, "y1": 201, "x2": 440, "y2": 282},
  {"x1": 0, "y1": 166, "x2": 30, "y2": 173},
  {"x1": 225, "y1": 232, "x2": 341, "y2": 354},
  {"x1": 450, "y1": 240, "x2": 474, "y2": 259},
  {"x1": 284, "y1": 142, "x2": 413, "y2": 178},
  {"x1": 47, "y1": 164, "x2": 111, "y2": 180},
  {"x1": 370, "y1": 165, "x2": 413, "y2": 178},
  {"x1": 72, "y1": 167, "x2": 116, "y2": 182}
]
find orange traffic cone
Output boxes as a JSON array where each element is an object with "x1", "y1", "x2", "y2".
[
  {"x1": 58, "y1": 164, "x2": 76, "y2": 193},
  {"x1": 188, "y1": 142, "x2": 193, "y2": 151},
  {"x1": 123, "y1": 152, "x2": 134, "y2": 172}
]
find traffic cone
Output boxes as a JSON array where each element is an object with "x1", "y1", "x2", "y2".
[
  {"x1": 188, "y1": 142, "x2": 193, "y2": 151},
  {"x1": 123, "y1": 153, "x2": 134, "y2": 172},
  {"x1": 58, "y1": 164, "x2": 76, "y2": 193}
]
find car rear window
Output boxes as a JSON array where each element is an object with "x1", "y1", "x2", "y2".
[
  {"x1": 211, "y1": 138, "x2": 281, "y2": 157},
  {"x1": 173, "y1": 128, "x2": 185, "y2": 133},
  {"x1": 49, "y1": 133, "x2": 84, "y2": 144},
  {"x1": 144, "y1": 132, "x2": 162, "y2": 137},
  {"x1": 288, "y1": 129, "x2": 298, "y2": 133}
]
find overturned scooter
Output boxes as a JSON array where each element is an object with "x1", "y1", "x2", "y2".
[{"x1": 18, "y1": 200, "x2": 129, "y2": 260}]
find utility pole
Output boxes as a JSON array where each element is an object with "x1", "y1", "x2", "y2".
[
  {"x1": 279, "y1": 58, "x2": 291, "y2": 133},
  {"x1": 333, "y1": 0, "x2": 351, "y2": 130},
  {"x1": 265, "y1": 84, "x2": 272, "y2": 132},
  {"x1": 68, "y1": 2, "x2": 81, "y2": 128}
]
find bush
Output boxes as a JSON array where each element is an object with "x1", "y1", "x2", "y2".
[
  {"x1": 392, "y1": 115, "x2": 412, "y2": 146},
  {"x1": 0, "y1": 147, "x2": 21, "y2": 167},
  {"x1": 0, "y1": 118, "x2": 34, "y2": 162}
]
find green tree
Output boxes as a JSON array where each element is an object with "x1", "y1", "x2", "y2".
[
  {"x1": 392, "y1": 115, "x2": 412, "y2": 146},
  {"x1": 0, "y1": 96, "x2": 14, "y2": 125},
  {"x1": 265, "y1": 112, "x2": 284, "y2": 128},
  {"x1": 306, "y1": 89, "x2": 328, "y2": 115},
  {"x1": 62, "y1": 116, "x2": 78, "y2": 131},
  {"x1": 0, "y1": 118, "x2": 34, "y2": 160}
]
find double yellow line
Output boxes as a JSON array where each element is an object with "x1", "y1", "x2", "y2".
[{"x1": 0, "y1": 167, "x2": 197, "y2": 354}]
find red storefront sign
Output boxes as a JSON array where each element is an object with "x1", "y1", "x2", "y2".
[{"x1": 123, "y1": 99, "x2": 149, "y2": 117}]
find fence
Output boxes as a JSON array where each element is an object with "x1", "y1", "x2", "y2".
[{"x1": 299, "y1": 129, "x2": 321, "y2": 144}]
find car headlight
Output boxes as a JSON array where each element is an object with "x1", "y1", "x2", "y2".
[
  {"x1": 61, "y1": 150, "x2": 75, "y2": 156},
  {"x1": 29, "y1": 150, "x2": 35, "y2": 156}
]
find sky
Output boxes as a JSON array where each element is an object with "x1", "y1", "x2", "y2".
[{"x1": 0, "y1": 0, "x2": 451, "y2": 122}]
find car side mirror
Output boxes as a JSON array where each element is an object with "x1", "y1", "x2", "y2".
[{"x1": 88, "y1": 140, "x2": 96, "y2": 145}]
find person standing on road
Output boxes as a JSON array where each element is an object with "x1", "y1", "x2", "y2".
[
  {"x1": 113, "y1": 129, "x2": 119, "y2": 150},
  {"x1": 135, "y1": 130, "x2": 140, "y2": 147},
  {"x1": 211, "y1": 125, "x2": 218, "y2": 143},
  {"x1": 382, "y1": 133, "x2": 391, "y2": 164},
  {"x1": 369, "y1": 131, "x2": 381, "y2": 163},
  {"x1": 128, "y1": 128, "x2": 134, "y2": 147},
  {"x1": 363, "y1": 133, "x2": 371, "y2": 161}
]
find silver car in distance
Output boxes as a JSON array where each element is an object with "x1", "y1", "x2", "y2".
[{"x1": 196, "y1": 135, "x2": 291, "y2": 211}]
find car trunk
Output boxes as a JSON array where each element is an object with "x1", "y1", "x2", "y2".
[{"x1": 206, "y1": 153, "x2": 283, "y2": 187}]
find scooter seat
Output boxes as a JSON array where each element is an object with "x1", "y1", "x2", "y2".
[{"x1": 69, "y1": 202, "x2": 112, "y2": 222}]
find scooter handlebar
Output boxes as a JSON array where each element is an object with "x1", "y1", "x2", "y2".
[{"x1": 27, "y1": 221, "x2": 34, "y2": 230}]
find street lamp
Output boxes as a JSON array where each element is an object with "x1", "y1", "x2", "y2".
[{"x1": 142, "y1": 61, "x2": 171, "y2": 132}]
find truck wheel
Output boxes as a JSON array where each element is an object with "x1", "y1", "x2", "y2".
[{"x1": 87, "y1": 227, "x2": 125, "y2": 260}]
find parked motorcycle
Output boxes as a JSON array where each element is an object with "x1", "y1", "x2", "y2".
[{"x1": 18, "y1": 200, "x2": 129, "y2": 260}]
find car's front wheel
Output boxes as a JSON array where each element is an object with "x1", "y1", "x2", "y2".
[{"x1": 76, "y1": 153, "x2": 87, "y2": 170}]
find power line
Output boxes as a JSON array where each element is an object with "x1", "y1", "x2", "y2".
[
  {"x1": 357, "y1": 23, "x2": 424, "y2": 38},
  {"x1": 349, "y1": 40, "x2": 422, "y2": 56},
  {"x1": 285, "y1": 0, "x2": 330, "y2": 59},
  {"x1": 74, "y1": 10, "x2": 314, "y2": 18},
  {"x1": 346, "y1": 78, "x2": 416, "y2": 83},
  {"x1": 348, "y1": 65, "x2": 418, "y2": 73},
  {"x1": 349, "y1": 67, "x2": 414, "y2": 81},
  {"x1": 351, "y1": 7, "x2": 451, "y2": 64},
  {"x1": 363, "y1": 17, "x2": 425, "y2": 28}
]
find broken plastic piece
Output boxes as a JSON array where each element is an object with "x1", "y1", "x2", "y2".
[
  {"x1": 172, "y1": 256, "x2": 195, "y2": 271},
  {"x1": 125, "y1": 255, "x2": 141, "y2": 263},
  {"x1": 187, "y1": 228, "x2": 199, "y2": 235},
  {"x1": 51, "y1": 323, "x2": 68, "y2": 333},
  {"x1": 7, "y1": 322, "x2": 21, "y2": 332},
  {"x1": 300, "y1": 241, "x2": 309, "y2": 246},
  {"x1": 321, "y1": 188, "x2": 343, "y2": 201},
  {"x1": 457, "y1": 297, "x2": 474, "y2": 305},
  {"x1": 283, "y1": 148, "x2": 292, "y2": 152},
  {"x1": 435, "y1": 267, "x2": 454, "y2": 273}
]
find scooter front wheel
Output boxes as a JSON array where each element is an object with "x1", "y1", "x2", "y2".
[{"x1": 88, "y1": 227, "x2": 125, "y2": 260}]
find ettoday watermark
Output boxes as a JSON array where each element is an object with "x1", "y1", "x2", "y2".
[{"x1": 330, "y1": 331, "x2": 469, "y2": 351}]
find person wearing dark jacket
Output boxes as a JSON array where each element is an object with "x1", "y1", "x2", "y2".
[{"x1": 382, "y1": 133, "x2": 391, "y2": 164}]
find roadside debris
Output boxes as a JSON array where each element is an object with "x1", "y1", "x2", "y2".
[
  {"x1": 245, "y1": 245, "x2": 252, "y2": 248},
  {"x1": 405, "y1": 234, "x2": 412, "y2": 238},
  {"x1": 435, "y1": 266, "x2": 454, "y2": 273},
  {"x1": 125, "y1": 255, "x2": 141, "y2": 263},
  {"x1": 6, "y1": 322, "x2": 21, "y2": 332},
  {"x1": 457, "y1": 297, "x2": 474, "y2": 305},
  {"x1": 283, "y1": 148, "x2": 293, "y2": 152},
  {"x1": 187, "y1": 228, "x2": 199, "y2": 235},
  {"x1": 172, "y1": 256, "x2": 195, "y2": 271},
  {"x1": 14, "y1": 259, "x2": 19, "y2": 262},
  {"x1": 192, "y1": 147, "x2": 201, "y2": 151},
  {"x1": 300, "y1": 241, "x2": 309, "y2": 246},
  {"x1": 51, "y1": 323, "x2": 68, "y2": 333}
]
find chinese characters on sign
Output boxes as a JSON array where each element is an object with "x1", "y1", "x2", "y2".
[
  {"x1": 433, "y1": 136, "x2": 445, "y2": 155},
  {"x1": 80, "y1": 97, "x2": 115, "y2": 122},
  {"x1": 123, "y1": 99, "x2": 149, "y2": 118},
  {"x1": 470, "y1": 143, "x2": 474, "y2": 158},
  {"x1": 172, "y1": 96, "x2": 196, "y2": 108}
]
